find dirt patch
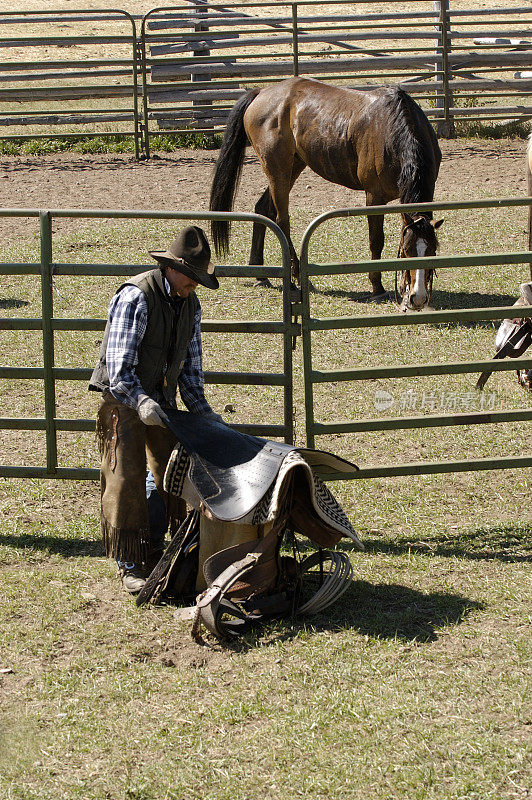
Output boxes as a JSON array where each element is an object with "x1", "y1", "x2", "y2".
[{"x1": 0, "y1": 138, "x2": 527, "y2": 247}]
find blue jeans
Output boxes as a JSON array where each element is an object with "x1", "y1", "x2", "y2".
[
  {"x1": 116, "y1": 471, "x2": 167, "y2": 570},
  {"x1": 146, "y1": 469, "x2": 167, "y2": 552}
]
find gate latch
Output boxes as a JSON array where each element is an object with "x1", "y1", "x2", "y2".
[{"x1": 289, "y1": 286, "x2": 302, "y2": 303}]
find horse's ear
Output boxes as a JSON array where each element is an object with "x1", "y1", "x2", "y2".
[
  {"x1": 402, "y1": 213, "x2": 414, "y2": 227},
  {"x1": 433, "y1": 218, "x2": 444, "y2": 229}
]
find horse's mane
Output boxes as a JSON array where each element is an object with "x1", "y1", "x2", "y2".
[{"x1": 384, "y1": 88, "x2": 441, "y2": 205}]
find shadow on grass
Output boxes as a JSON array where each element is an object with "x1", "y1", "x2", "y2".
[
  {"x1": 318, "y1": 287, "x2": 392, "y2": 302},
  {"x1": 0, "y1": 298, "x2": 29, "y2": 309},
  {"x1": 313, "y1": 286, "x2": 517, "y2": 315},
  {"x1": 430, "y1": 290, "x2": 517, "y2": 318},
  {"x1": 243, "y1": 279, "x2": 283, "y2": 293},
  {"x1": 332, "y1": 579, "x2": 482, "y2": 642},
  {"x1": 223, "y1": 580, "x2": 482, "y2": 651},
  {"x1": 0, "y1": 533, "x2": 103, "y2": 558},
  {"x1": 235, "y1": 281, "x2": 518, "y2": 323},
  {"x1": 359, "y1": 524, "x2": 532, "y2": 563}
]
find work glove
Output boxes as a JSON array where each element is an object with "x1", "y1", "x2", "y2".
[
  {"x1": 137, "y1": 395, "x2": 168, "y2": 427},
  {"x1": 203, "y1": 410, "x2": 224, "y2": 425}
]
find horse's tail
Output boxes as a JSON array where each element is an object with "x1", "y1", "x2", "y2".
[{"x1": 209, "y1": 88, "x2": 260, "y2": 256}]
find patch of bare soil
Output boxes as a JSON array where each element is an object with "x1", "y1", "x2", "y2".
[{"x1": 0, "y1": 139, "x2": 527, "y2": 246}]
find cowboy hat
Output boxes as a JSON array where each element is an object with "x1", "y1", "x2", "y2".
[{"x1": 149, "y1": 226, "x2": 218, "y2": 289}]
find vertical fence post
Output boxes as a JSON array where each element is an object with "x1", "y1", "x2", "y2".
[
  {"x1": 120, "y1": 12, "x2": 141, "y2": 161},
  {"x1": 281, "y1": 247, "x2": 295, "y2": 446},
  {"x1": 526, "y1": 148, "x2": 532, "y2": 281},
  {"x1": 131, "y1": 28, "x2": 141, "y2": 161},
  {"x1": 40, "y1": 211, "x2": 58, "y2": 475},
  {"x1": 192, "y1": 0, "x2": 211, "y2": 132},
  {"x1": 434, "y1": 0, "x2": 455, "y2": 138},
  {"x1": 292, "y1": 3, "x2": 299, "y2": 77},
  {"x1": 139, "y1": 15, "x2": 151, "y2": 159},
  {"x1": 299, "y1": 235, "x2": 315, "y2": 449}
]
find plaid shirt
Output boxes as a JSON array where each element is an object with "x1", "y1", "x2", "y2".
[{"x1": 105, "y1": 280, "x2": 211, "y2": 414}]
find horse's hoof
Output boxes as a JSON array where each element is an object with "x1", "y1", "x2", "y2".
[
  {"x1": 366, "y1": 291, "x2": 389, "y2": 303},
  {"x1": 253, "y1": 278, "x2": 273, "y2": 289}
]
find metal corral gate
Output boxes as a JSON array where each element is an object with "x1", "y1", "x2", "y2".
[
  {"x1": 0, "y1": 208, "x2": 295, "y2": 481},
  {"x1": 299, "y1": 196, "x2": 532, "y2": 480},
  {"x1": 2, "y1": 199, "x2": 532, "y2": 482},
  {"x1": 0, "y1": 9, "x2": 142, "y2": 158},
  {"x1": 139, "y1": 0, "x2": 454, "y2": 152}
]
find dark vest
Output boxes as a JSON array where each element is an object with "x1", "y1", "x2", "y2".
[{"x1": 89, "y1": 269, "x2": 199, "y2": 406}]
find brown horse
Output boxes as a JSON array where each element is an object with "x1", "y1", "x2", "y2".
[{"x1": 209, "y1": 76, "x2": 443, "y2": 309}]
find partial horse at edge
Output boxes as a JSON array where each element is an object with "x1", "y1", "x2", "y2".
[{"x1": 528, "y1": 132, "x2": 532, "y2": 279}]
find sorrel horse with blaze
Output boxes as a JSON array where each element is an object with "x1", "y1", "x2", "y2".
[{"x1": 209, "y1": 76, "x2": 443, "y2": 309}]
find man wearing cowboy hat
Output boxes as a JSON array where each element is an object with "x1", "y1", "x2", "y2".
[{"x1": 89, "y1": 225, "x2": 222, "y2": 593}]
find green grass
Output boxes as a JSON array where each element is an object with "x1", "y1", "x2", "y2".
[
  {"x1": 0, "y1": 189, "x2": 531, "y2": 799},
  {"x1": 454, "y1": 119, "x2": 531, "y2": 140},
  {"x1": 0, "y1": 132, "x2": 223, "y2": 157},
  {"x1": 0, "y1": 119, "x2": 527, "y2": 158},
  {"x1": 0, "y1": 499, "x2": 530, "y2": 800}
]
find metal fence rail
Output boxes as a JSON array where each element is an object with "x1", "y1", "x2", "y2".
[
  {"x1": 1, "y1": 200, "x2": 532, "y2": 483},
  {"x1": 0, "y1": 2, "x2": 530, "y2": 154},
  {"x1": 299, "y1": 196, "x2": 532, "y2": 479},
  {"x1": 444, "y1": 3, "x2": 532, "y2": 136},
  {"x1": 139, "y1": 0, "x2": 532, "y2": 149},
  {"x1": 140, "y1": 0, "x2": 447, "y2": 151},
  {"x1": 0, "y1": 208, "x2": 294, "y2": 480}
]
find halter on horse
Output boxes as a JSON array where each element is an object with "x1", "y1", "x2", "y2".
[
  {"x1": 395, "y1": 214, "x2": 444, "y2": 310},
  {"x1": 209, "y1": 77, "x2": 443, "y2": 307}
]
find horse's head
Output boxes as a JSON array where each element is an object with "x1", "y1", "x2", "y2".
[{"x1": 397, "y1": 215, "x2": 443, "y2": 310}]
